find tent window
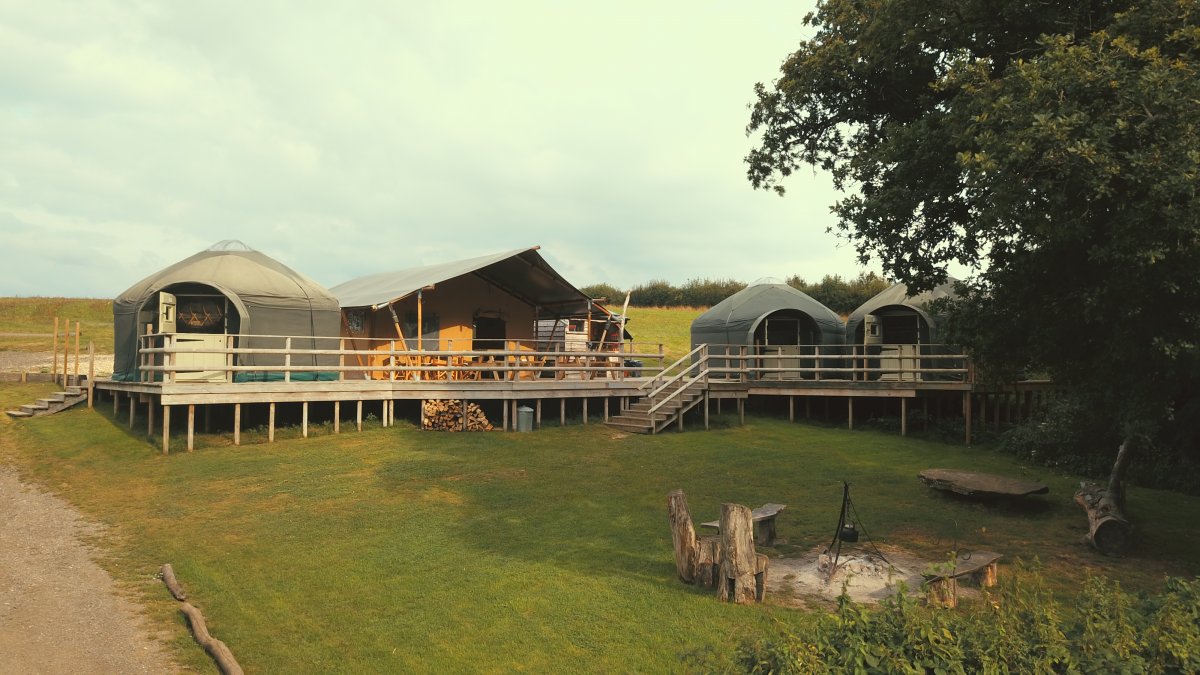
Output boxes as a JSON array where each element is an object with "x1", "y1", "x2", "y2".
[
  {"x1": 473, "y1": 316, "x2": 506, "y2": 350},
  {"x1": 403, "y1": 311, "x2": 439, "y2": 350}
]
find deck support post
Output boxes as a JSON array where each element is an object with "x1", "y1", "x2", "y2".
[
  {"x1": 677, "y1": 407, "x2": 683, "y2": 432},
  {"x1": 357, "y1": 400, "x2": 363, "y2": 431},
  {"x1": 604, "y1": 397, "x2": 609, "y2": 422},
  {"x1": 334, "y1": 401, "x2": 340, "y2": 434},
  {"x1": 417, "y1": 399, "x2": 423, "y2": 430},
  {"x1": 738, "y1": 399, "x2": 744, "y2": 426},
  {"x1": 128, "y1": 393, "x2": 135, "y2": 428},
  {"x1": 512, "y1": 400, "x2": 518, "y2": 430},
  {"x1": 234, "y1": 403, "x2": 241, "y2": 446},
  {"x1": 302, "y1": 401, "x2": 309, "y2": 438},
  {"x1": 901, "y1": 398, "x2": 907, "y2": 436},
  {"x1": 148, "y1": 398, "x2": 156, "y2": 437},
  {"x1": 461, "y1": 400, "x2": 467, "y2": 432},
  {"x1": 848, "y1": 397, "x2": 854, "y2": 431},
  {"x1": 382, "y1": 400, "x2": 388, "y2": 427},
  {"x1": 114, "y1": 390, "x2": 119, "y2": 415},
  {"x1": 789, "y1": 396, "x2": 794, "y2": 422},
  {"x1": 502, "y1": 399, "x2": 509, "y2": 431},
  {"x1": 963, "y1": 392, "x2": 972, "y2": 446},
  {"x1": 704, "y1": 392, "x2": 710, "y2": 430},
  {"x1": 187, "y1": 404, "x2": 195, "y2": 452},
  {"x1": 583, "y1": 398, "x2": 588, "y2": 425},
  {"x1": 560, "y1": 399, "x2": 566, "y2": 426},
  {"x1": 268, "y1": 403, "x2": 276, "y2": 443},
  {"x1": 162, "y1": 405, "x2": 170, "y2": 455},
  {"x1": 535, "y1": 399, "x2": 541, "y2": 428}
]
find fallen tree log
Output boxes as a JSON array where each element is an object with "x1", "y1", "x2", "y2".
[
  {"x1": 180, "y1": 602, "x2": 244, "y2": 675},
  {"x1": 160, "y1": 563, "x2": 186, "y2": 601},
  {"x1": 1074, "y1": 438, "x2": 1134, "y2": 556}
]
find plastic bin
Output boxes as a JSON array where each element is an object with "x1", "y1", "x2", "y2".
[{"x1": 623, "y1": 359, "x2": 643, "y2": 377}]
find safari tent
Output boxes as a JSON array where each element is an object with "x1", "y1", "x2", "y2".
[
  {"x1": 330, "y1": 246, "x2": 621, "y2": 376},
  {"x1": 690, "y1": 280, "x2": 844, "y2": 379},
  {"x1": 111, "y1": 241, "x2": 341, "y2": 382}
]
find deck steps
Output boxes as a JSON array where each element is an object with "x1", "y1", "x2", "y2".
[
  {"x1": 606, "y1": 380, "x2": 705, "y2": 435},
  {"x1": 6, "y1": 384, "x2": 88, "y2": 419}
]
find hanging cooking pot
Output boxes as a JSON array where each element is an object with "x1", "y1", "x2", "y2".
[{"x1": 840, "y1": 522, "x2": 859, "y2": 542}]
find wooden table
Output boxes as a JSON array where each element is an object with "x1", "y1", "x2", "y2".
[
  {"x1": 919, "y1": 469, "x2": 1048, "y2": 499},
  {"x1": 701, "y1": 503, "x2": 787, "y2": 546}
]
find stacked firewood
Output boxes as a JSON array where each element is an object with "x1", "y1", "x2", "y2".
[{"x1": 422, "y1": 399, "x2": 493, "y2": 431}]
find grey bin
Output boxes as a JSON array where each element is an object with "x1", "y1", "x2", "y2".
[
  {"x1": 623, "y1": 359, "x2": 643, "y2": 377},
  {"x1": 516, "y1": 406, "x2": 535, "y2": 432}
]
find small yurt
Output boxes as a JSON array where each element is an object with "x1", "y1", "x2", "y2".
[
  {"x1": 845, "y1": 278, "x2": 960, "y2": 381},
  {"x1": 112, "y1": 241, "x2": 341, "y2": 382},
  {"x1": 845, "y1": 278, "x2": 959, "y2": 346},
  {"x1": 690, "y1": 279, "x2": 844, "y2": 380}
]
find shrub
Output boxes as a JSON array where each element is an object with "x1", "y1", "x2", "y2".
[{"x1": 719, "y1": 568, "x2": 1200, "y2": 674}]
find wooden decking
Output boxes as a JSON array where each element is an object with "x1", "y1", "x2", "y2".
[{"x1": 85, "y1": 336, "x2": 1055, "y2": 451}]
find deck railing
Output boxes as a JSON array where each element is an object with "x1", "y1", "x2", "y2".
[
  {"x1": 703, "y1": 343, "x2": 973, "y2": 383},
  {"x1": 134, "y1": 333, "x2": 665, "y2": 384}
]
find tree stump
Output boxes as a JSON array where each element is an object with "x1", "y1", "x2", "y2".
[
  {"x1": 667, "y1": 489, "x2": 699, "y2": 583},
  {"x1": 717, "y1": 503, "x2": 758, "y2": 604},
  {"x1": 696, "y1": 536, "x2": 721, "y2": 589}
]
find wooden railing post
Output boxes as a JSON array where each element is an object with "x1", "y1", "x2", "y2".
[
  {"x1": 52, "y1": 317, "x2": 60, "y2": 385},
  {"x1": 284, "y1": 337, "x2": 292, "y2": 382}
]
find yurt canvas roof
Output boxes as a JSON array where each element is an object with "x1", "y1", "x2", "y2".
[
  {"x1": 846, "y1": 278, "x2": 959, "y2": 340},
  {"x1": 331, "y1": 246, "x2": 600, "y2": 317},
  {"x1": 112, "y1": 241, "x2": 341, "y2": 380},
  {"x1": 691, "y1": 281, "x2": 845, "y2": 346}
]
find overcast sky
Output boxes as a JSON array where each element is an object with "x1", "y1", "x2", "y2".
[{"x1": 0, "y1": 1, "x2": 874, "y2": 299}]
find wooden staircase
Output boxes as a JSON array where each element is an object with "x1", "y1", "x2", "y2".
[
  {"x1": 607, "y1": 346, "x2": 709, "y2": 434},
  {"x1": 6, "y1": 383, "x2": 88, "y2": 419}
]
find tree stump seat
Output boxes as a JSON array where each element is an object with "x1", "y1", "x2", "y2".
[{"x1": 700, "y1": 503, "x2": 786, "y2": 546}]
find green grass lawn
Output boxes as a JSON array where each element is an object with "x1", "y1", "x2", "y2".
[{"x1": 2, "y1": 382, "x2": 1198, "y2": 673}]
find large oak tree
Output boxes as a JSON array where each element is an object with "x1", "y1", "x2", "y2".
[{"x1": 747, "y1": 0, "x2": 1200, "y2": 527}]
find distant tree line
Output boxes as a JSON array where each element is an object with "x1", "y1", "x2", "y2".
[{"x1": 581, "y1": 272, "x2": 889, "y2": 316}]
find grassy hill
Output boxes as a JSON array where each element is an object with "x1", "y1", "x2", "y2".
[{"x1": 0, "y1": 297, "x2": 114, "y2": 353}]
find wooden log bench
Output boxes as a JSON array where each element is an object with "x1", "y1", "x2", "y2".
[
  {"x1": 700, "y1": 503, "x2": 786, "y2": 547},
  {"x1": 922, "y1": 551, "x2": 1002, "y2": 608}
]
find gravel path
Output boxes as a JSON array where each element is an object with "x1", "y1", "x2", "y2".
[
  {"x1": 0, "y1": 350, "x2": 114, "y2": 375},
  {"x1": 0, "y1": 467, "x2": 178, "y2": 673}
]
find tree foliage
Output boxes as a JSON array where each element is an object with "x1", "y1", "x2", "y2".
[
  {"x1": 748, "y1": 0, "x2": 1200, "y2": 456},
  {"x1": 581, "y1": 272, "x2": 888, "y2": 314}
]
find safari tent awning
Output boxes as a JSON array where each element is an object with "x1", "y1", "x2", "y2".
[{"x1": 330, "y1": 246, "x2": 603, "y2": 317}]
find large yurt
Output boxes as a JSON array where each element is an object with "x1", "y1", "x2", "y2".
[{"x1": 112, "y1": 241, "x2": 341, "y2": 382}]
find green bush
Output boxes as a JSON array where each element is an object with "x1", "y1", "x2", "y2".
[{"x1": 718, "y1": 569, "x2": 1200, "y2": 674}]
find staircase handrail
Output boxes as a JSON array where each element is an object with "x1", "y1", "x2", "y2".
[
  {"x1": 639, "y1": 344, "x2": 706, "y2": 395},
  {"x1": 647, "y1": 346, "x2": 709, "y2": 417}
]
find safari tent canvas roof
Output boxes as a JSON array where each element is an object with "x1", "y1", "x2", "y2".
[
  {"x1": 845, "y1": 278, "x2": 959, "y2": 343},
  {"x1": 690, "y1": 280, "x2": 845, "y2": 348},
  {"x1": 111, "y1": 241, "x2": 341, "y2": 381},
  {"x1": 330, "y1": 246, "x2": 602, "y2": 318}
]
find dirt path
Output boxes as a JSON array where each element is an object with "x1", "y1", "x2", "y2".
[{"x1": 0, "y1": 466, "x2": 178, "y2": 673}]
